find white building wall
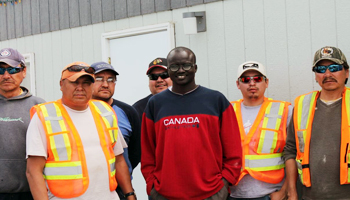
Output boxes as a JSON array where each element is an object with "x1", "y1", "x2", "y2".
[{"x1": 1, "y1": 0, "x2": 350, "y2": 104}]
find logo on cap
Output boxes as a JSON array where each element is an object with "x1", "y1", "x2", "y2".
[
  {"x1": 153, "y1": 59, "x2": 162, "y2": 65},
  {"x1": 0, "y1": 49, "x2": 11, "y2": 57},
  {"x1": 321, "y1": 47, "x2": 334, "y2": 58},
  {"x1": 243, "y1": 63, "x2": 259, "y2": 69}
]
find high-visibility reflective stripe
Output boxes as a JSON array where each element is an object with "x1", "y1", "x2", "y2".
[
  {"x1": 41, "y1": 103, "x2": 71, "y2": 161},
  {"x1": 258, "y1": 102, "x2": 283, "y2": 154},
  {"x1": 92, "y1": 101, "x2": 118, "y2": 143},
  {"x1": 296, "y1": 160, "x2": 304, "y2": 184},
  {"x1": 109, "y1": 158, "x2": 116, "y2": 176},
  {"x1": 245, "y1": 153, "x2": 284, "y2": 171},
  {"x1": 44, "y1": 161, "x2": 82, "y2": 180},
  {"x1": 296, "y1": 92, "x2": 317, "y2": 153}
]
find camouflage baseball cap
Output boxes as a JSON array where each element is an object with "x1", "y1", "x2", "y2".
[{"x1": 313, "y1": 46, "x2": 348, "y2": 69}]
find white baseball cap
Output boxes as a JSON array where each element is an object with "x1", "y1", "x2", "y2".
[{"x1": 237, "y1": 61, "x2": 267, "y2": 79}]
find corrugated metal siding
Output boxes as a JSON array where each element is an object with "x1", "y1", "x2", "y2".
[{"x1": 0, "y1": 0, "x2": 221, "y2": 41}]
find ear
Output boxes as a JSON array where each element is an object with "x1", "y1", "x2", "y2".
[
  {"x1": 60, "y1": 80, "x2": 63, "y2": 91},
  {"x1": 236, "y1": 80, "x2": 240, "y2": 89},
  {"x1": 346, "y1": 68, "x2": 349, "y2": 79},
  {"x1": 194, "y1": 64, "x2": 198, "y2": 73},
  {"x1": 22, "y1": 67, "x2": 27, "y2": 79},
  {"x1": 265, "y1": 78, "x2": 269, "y2": 88}
]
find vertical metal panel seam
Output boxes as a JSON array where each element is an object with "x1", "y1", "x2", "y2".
[
  {"x1": 262, "y1": 0, "x2": 268, "y2": 96},
  {"x1": 57, "y1": 0, "x2": 61, "y2": 31},
  {"x1": 284, "y1": 0, "x2": 292, "y2": 102},
  {"x1": 334, "y1": 0, "x2": 338, "y2": 47},
  {"x1": 241, "y1": 0, "x2": 246, "y2": 61}
]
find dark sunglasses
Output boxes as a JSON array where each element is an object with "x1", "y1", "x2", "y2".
[
  {"x1": 148, "y1": 72, "x2": 169, "y2": 80},
  {"x1": 239, "y1": 76, "x2": 266, "y2": 84},
  {"x1": 0, "y1": 67, "x2": 23, "y2": 75},
  {"x1": 65, "y1": 65, "x2": 95, "y2": 74},
  {"x1": 312, "y1": 64, "x2": 343, "y2": 73},
  {"x1": 169, "y1": 63, "x2": 193, "y2": 72}
]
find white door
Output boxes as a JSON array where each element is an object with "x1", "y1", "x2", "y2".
[{"x1": 103, "y1": 23, "x2": 175, "y2": 199}]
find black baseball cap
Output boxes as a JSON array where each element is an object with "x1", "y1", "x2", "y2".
[
  {"x1": 146, "y1": 58, "x2": 167, "y2": 75},
  {"x1": 91, "y1": 61, "x2": 119, "y2": 75}
]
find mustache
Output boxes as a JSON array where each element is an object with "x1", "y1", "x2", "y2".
[{"x1": 322, "y1": 77, "x2": 337, "y2": 84}]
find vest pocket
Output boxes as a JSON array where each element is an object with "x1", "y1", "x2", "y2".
[
  {"x1": 48, "y1": 132, "x2": 72, "y2": 161},
  {"x1": 256, "y1": 128, "x2": 280, "y2": 154}
]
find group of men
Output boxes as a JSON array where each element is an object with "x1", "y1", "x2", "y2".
[{"x1": 0, "y1": 45, "x2": 350, "y2": 200}]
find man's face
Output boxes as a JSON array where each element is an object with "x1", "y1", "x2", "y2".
[
  {"x1": 60, "y1": 76, "x2": 93, "y2": 110},
  {"x1": 315, "y1": 60, "x2": 349, "y2": 92},
  {"x1": 0, "y1": 63, "x2": 26, "y2": 96},
  {"x1": 167, "y1": 50, "x2": 197, "y2": 87},
  {"x1": 236, "y1": 70, "x2": 268, "y2": 100},
  {"x1": 92, "y1": 70, "x2": 116, "y2": 101},
  {"x1": 148, "y1": 67, "x2": 172, "y2": 95}
]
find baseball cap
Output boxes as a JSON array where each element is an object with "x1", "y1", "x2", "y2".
[
  {"x1": 146, "y1": 58, "x2": 167, "y2": 75},
  {"x1": 61, "y1": 61, "x2": 95, "y2": 83},
  {"x1": 237, "y1": 61, "x2": 267, "y2": 79},
  {"x1": 0, "y1": 48, "x2": 25, "y2": 68},
  {"x1": 313, "y1": 46, "x2": 349, "y2": 68},
  {"x1": 91, "y1": 61, "x2": 119, "y2": 75}
]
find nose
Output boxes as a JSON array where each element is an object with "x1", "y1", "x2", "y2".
[
  {"x1": 324, "y1": 69, "x2": 332, "y2": 76},
  {"x1": 2, "y1": 70, "x2": 11, "y2": 78},
  {"x1": 101, "y1": 80, "x2": 109, "y2": 87},
  {"x1": 248, "y1": 79, "x2": 256, "y2": 85},
  {"x1": 156, "y1": 76, "x2": 164, "y2": 82}
]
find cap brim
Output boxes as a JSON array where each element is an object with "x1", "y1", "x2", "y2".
[
  {"x1": 313, "y1": 58, "x2": 344, "y2": 67},
  {"x1": 237, "y1": 68, "x2": 265, "y2": 79},
  {"x1": 146, "y1": 65, "x2": 167, "y2": 75},
  {"x1": 95, "y1": 68, "x2": 119, "y2": 75},
  {"x1": 65, "y1": 71, "x2": 95, "y2": 83},
  {"x1": 0, "y1": 59, "x2": 22, "y2": 67}
]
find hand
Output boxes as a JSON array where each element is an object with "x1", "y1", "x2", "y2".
[{"x1": 269, "y1": 190, "x2": 287, "y2": 200}]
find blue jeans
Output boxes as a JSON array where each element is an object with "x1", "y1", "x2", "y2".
[{"x1": 227, "y1": 194, "x2": 270, "y2": 200}]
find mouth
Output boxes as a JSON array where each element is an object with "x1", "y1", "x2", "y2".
[
  {"x1": 248, "y1": 88, "x2": 258, "y2": 92},
  {"x1": 323, "y1": 78, "x2": 337, "y2": 84},
  {"x1": 156, "y1": 84, "x2": 167, "y2": 88}
]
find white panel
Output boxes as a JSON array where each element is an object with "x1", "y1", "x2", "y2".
[
  {"x1": 286, "y1": 0, "x2": 314, "y2": 101},
  {"x1": 171, "y1": 7, "x2": 190, "y2": 47},
  {"x1": 143, "y1": 13, "x2": 157, "y2": 26},
  {"x1": 116, "y1": 18, "x2": 130, "y2": 30},
  {"x1": 16, "y1": 37, "x2": 25, "y2": 53},
  {"x1": 206, "y1": 2, "x2": 228, "y2": 95},
  {"x1": 8, "y1": 39, "x2": 17, "y2": 50},
  {"x1": 24, "y1": 35, "x2": 34, "y2": 53},
  {"x1": 51, "y1": 31, "x2": 63, "y2": 101},
  {"x1": 243, "y1": 0, "x2": 266, "y2": 62},
  {"x1": 42, "y1": 33, "x2": 55, "y2": 101},
  {"x1": 32, "y1": 34, "x2": 45, "y2": 99},
  {"x1": 71, "y1": 27, "x2": 84, "y2": 62},
  {"x1": 264, "y1": 0, "x2": 290, "y2": 102},
  {"x1": 188, "y1": 5, "x2": 209, "y2": 88},
  {"x1": 92, "y1": 23, "x2": 105, "y2": 62},
  {"x1": 129, "y1": 16, "x2": 143, "y2": 28},
  {"x1": 156, "y1": 10, "x2": 173, "y2": 23},
  {"x1": 223, "y1": 0, "x2": 245, "y2": 101},
  {"x1": 336, "y1": 0, "x2": 350, "y2": 88},
  {"x1": 60, "y1": 29, "x2": 73, "y2": 65},
  {"x1": 82, "y1": 25, "x2": 95, "y2": 64},
  {"x1": 104, "y1": 21, "x2": 118, "y2": 32}
]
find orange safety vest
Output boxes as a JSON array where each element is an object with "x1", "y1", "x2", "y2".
[
  {"x1": 30, "y1": 99, "x2": 119, "y2": 198},
  {"x1": 293, "y1": 88, "x2": 350, "y2": 187},
  {"x1": 231, "y1": 98, "x2": 290, "y2": 184}
]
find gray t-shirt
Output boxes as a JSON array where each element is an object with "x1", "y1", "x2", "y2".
[
  {"x1": 284, "y1": 98, "x2": 350, "y2": 200},
  {"x1": 230, "y1": 103, "x2": 292, "y2": 198}
]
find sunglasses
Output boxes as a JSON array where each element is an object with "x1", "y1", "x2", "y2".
[
  {"x1": 169, "y1": 63, "x2": 193, "y2": 72},
  {"x1": 65, "y1": 65, "x2": 95, "y2": 74},
  {"x1": 312, "y1": 64, "x2": 343, "y2": 73},
  {"x1": 0, "y1": 67, "x2": 23, "y2": 75},
  {"x1": 239, "y1": 76, "x2": 266, "y2": 84},
  {"x1": 95, "y1": 77, "x2": 116, "y2": 84},
  {"x1": 148, "y1": 72, "x2": 169, "y2": 80}
]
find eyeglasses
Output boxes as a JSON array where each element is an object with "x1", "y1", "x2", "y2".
[
  {"x1": 0, "y1": 67, "x2": 23, "y2": 75},
  {"x1": 95, "y1": 77, "x2": 116, "y2": 84},
  {"x1": 65, "y1": 65, "x2": 95, "y2": 74},
  {"x1": 148, "y1": 72, "x2": 169, "y2": 80},
  {"x1": 238, "y1": 76, "x2": 266, "y2": 84},
  {"x1": 169, "y1": 63, "x2": 193, "y2": 72},
  {"x1": 313, "y1": 64, "x2": 343, "y2": 73}
]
